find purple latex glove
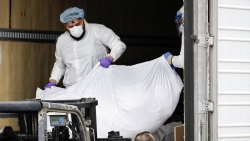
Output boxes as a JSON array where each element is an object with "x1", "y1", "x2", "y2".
[
  {"x1": 44, "y1": 82, "x2": 55, "y2": 89},
  {"x1": 100, "y1": 57, "x2": 112, "y2": 68}
]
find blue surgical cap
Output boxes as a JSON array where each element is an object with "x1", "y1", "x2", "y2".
[
  {"x1": 60, "y1": 7, "x2": 84, "y2": 24},
  {"x1": 174, "y1": 11, "x2": 183, "y2": 24}
]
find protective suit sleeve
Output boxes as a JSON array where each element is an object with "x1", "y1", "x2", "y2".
[
  {"x1": 179, "y1": 6, "x2": 184, "y2": 15},
  {"x1": 95, "y1": 25, "x2": 126, "y2": 62},
  {"x1": 172, "y1": 33, "x2": 184, "y2": 68},
  {"x1": 49, "y1": 38, "x2": 66, "y2": 84}
]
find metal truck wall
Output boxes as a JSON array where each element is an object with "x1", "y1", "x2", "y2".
[
  {"x1": 0, "y1": 0, "x2": 9, "y2": 28},
  {"x1": 217, "y1": 0, "x2": 250, "y2": 140},
  {"x1": 11, "y1": 0, "x2": 84, "y2": 30}
]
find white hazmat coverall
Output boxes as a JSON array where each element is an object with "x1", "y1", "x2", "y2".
[
  {"x1": 50, "y1": 20, "x2": 126, "y2": 88},
  {"x1": 172, "y1": 5, "x2": 184, "y2": 68},
  {"x1": 172, "y1": 33, "x2": 184, "y2": 68}
]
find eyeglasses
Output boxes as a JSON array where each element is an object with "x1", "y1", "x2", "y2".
[{"x1": 65, "y1": 18, "x2": 83, "y2": 28}]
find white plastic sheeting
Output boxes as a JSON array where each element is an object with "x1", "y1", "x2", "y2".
[{"x1": 36, "y1": 55, "x2": 183, "y2": 139}]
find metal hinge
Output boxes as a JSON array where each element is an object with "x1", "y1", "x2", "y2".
[
  {"x1": 206, "y1": 36, "x2": 214, "y2": 47},
  {"x1": 205, "y1": 101, "x2": 214, "y2": 112},
  {"x1": 191, "y1": 35, "x2": 199, "y2": 43},
  {"x1": 195, "y1": 34, "x2": 214, "y2": 47}
]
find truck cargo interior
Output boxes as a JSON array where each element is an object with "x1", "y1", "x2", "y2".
[{"x1": 0, "y1": 0, "x2": 187, "y2": 140}]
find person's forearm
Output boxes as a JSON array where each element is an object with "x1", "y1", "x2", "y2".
[
  {"x1": 172, "y1": 33, "x2": 184, "y2": 68},
  {"x1": 107, "y1": 55, "x2": 114, "y2": 61},
  {"x1": 49, "y1": 79, "x2": 57, "y2": 84},
  {"x1": 50, "y1": 61, "x2": 66, "y2": 85},
  {"x1": 109, "y1": 42, "x2": 126, "y2": 62}
]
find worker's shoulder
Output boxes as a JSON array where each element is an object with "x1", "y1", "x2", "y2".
[
  {"x1": 55, "y1": 31, "x2": 70, "y2": 47},
  {"x1": 88, "y1": 23, "x2": 109, "y2": 29},
  {"x1": 57, "y1": 31, "x2": 70, "y2": 40}
]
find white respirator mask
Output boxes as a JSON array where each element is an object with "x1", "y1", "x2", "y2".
[{"x1": 69, "y1": 25, "x2": 84, "y2": 37}]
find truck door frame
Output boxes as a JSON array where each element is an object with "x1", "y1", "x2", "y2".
[
  {"x1": 184, "y1": 0, "x2": 195, "y2": 140},
  {"x1": 184, "y1": 0, "x2": 218, "y2": 140}
]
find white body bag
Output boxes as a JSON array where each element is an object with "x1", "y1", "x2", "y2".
[{"x1": 36, "y1": 55, "x2": 183, "y2": 139}]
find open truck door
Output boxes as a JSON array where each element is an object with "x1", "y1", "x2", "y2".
[
  {"x1": 184, "y1": 0, "x2": 215, "y2": 140},
  {"x1": 185, "y1": 0, "x2": 250, "y2": 141}
]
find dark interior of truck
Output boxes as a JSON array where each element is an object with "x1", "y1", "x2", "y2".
[
  {"x1": 57, "y1": 0, "x2": 185, "y2": 128},
  {"x1": 84, "y1": 0, "x2": 185, "y2": 126}
]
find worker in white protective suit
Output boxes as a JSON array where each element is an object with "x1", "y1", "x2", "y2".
[
  {"x1": 44, "y1": 7, "x2": 126, "y2": 89},
  {"x1": 164, "y1": 4, "x2": 184, "y2": 69}
]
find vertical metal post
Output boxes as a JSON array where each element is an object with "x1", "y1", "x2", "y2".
[
  {"x1": 0, "y1": 44, "x2": 2, "y2": 66},
  {"x1": 9, "y1": 0, "x2": 12, "y2": 29},
  {"x1": 208, "y1": 0, "x2": 218, "y2": 140},
  {"x1": 191, "y1": 0, "x2": 211, "y2": 140},
  {"x1": 184, "y1": 0, "x2": 195, "y2": 140},
  {"x1": 89, "y1": 106, "x2": 98, "y2": 139},
  {"x1": 38, "y1": 108, "x2": 48, "y2": 141},
  {"x1": 185, "y1": 0, "x2": 211, "y2": 140}
]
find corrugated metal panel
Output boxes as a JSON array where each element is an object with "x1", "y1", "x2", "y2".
[{"x1": 218, "y1": 0, "x2": 250, "y2": 140}]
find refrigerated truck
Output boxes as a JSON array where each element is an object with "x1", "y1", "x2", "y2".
[
  {"x1": 0, "y1": 0, "x2": 249, "y2": 140},
  {"x1": 184, "y1": 0, "x2": 250, "y2": 141}
]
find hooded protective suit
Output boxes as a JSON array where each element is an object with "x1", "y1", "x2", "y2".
[
  {"x1": 172, "y1": 5, "x2": 184, "y2": 68},
  {"x1": 50, "y1": 20, "x2": 126, "y2": 87},
  {"x1": 172, "y1": 33, "x2": 184, "y2": 68}
]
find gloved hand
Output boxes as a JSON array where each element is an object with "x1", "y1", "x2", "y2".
[
  {"x1": 164, "y1": 52, "x2": 176, "y2": 70},
  {"x1": 44, "y1": 82, "x2": 55, "y2": 89},
  {"x1": 100, "y1": 57, "x2": 112, "y2": 68}
]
